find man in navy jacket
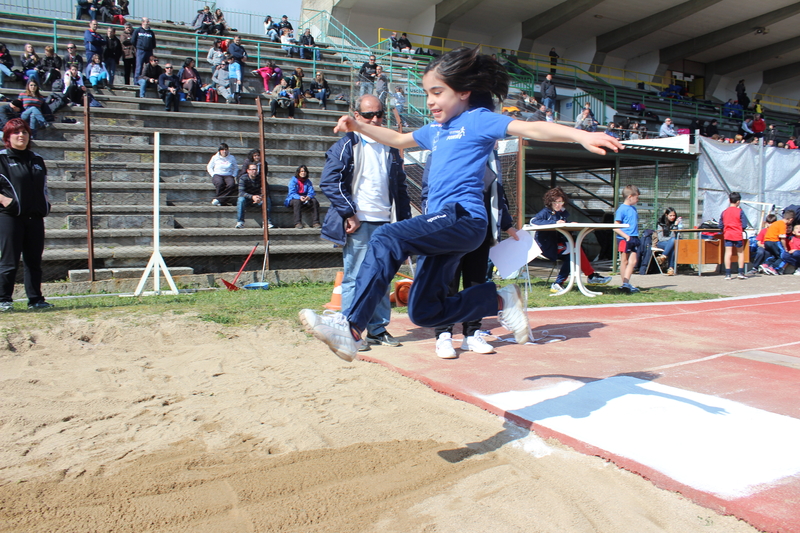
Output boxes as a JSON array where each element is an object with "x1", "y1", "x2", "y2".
[{"x1": 320, "y1": 94, "x2": 411, "y2": 351}]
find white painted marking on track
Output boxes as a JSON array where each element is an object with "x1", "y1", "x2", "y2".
[
  {"x1": 645, "y1": 340, "x2": 800, "y2": 371},
  {"x1": 478, "y1": 376, "x2": 800, "y2": 499}
]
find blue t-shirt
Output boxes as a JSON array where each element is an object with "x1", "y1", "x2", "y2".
[
  {"x1": 413, "y1": 107, "x2": 513, "y2": 220},
  {"x1": 615, "y1": 203, "x2": 639, "y2": 238}
]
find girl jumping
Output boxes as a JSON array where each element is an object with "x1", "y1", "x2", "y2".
[{"x1": 300, "y1": 47, "x2": 623, "y2": 361}]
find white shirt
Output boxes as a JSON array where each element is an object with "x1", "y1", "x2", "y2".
[{"x1": 354, "y1": 134, "x2": 391, "y2": 222}]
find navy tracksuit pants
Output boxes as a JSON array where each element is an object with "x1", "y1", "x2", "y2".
[{"x1": 346, "y1": 202, "x2": 499, "y2": 332}]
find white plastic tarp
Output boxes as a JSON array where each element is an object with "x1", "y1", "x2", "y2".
[{"x1": 697, "y1": 138, "x2": 800, "y2": 224}]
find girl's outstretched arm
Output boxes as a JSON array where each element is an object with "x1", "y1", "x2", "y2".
[
  {"x1": 507, "y1": 120, "x2": 624, "y2": 156},
  {"x1": 334, "y1": 115, "x2": 419, "y2": 149}
]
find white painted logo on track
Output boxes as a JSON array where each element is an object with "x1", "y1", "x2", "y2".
[{"x1": 478, "y1": 376, "x2": 800, "y2": 499}]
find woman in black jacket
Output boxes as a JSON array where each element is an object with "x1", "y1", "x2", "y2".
[{"x1": 0, "y1": 118, "x2": 52, "y2": 311}]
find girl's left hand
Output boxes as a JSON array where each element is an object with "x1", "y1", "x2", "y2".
[
  {"x1": 334, "y1": 115, "x2": 358, "y2": 133},
  {"x1": 580, "y1": 132, "x2": 624, "y2": 155}
]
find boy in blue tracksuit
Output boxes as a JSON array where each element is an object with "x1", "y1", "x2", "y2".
[{"x1": 614, "y1": 184, "x2": 640, "y2": 293}]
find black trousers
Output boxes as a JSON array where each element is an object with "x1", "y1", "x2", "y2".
[
  {"x1": 0, "y1": 215, "x2": 45, "y2": 304},
  {"x1": 434, "y1": 225, "x2": 492, "y2": 338},
  {"x1": 289, "y1": 197, "x2": 319, "y2": 226},
  {"x1": 122, "y1": 57, "x2": 135, "y2": 85},
  {"x1": 212, "y1": 174, "x2": 236, "y2": 205}
]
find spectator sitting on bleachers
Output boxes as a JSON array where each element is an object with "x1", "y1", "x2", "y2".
[
  {"x1": 62, "y1": 64, "x2": 86, "y2": 105},
  {"x1": 309, "y1": 71, "x2": 329, "y2": 110},
  {"x1": 278, "y1": 15, "x2": 293, "y2": 33},
  {"x1": 574, "y1": 108, "x2": 595, "y2": 131},
  {"x1": 18, "y1": 80, "x2": 50, "y2": 135},
  {"x1": 194, "y1": 6, "x2": 215, "y2": 35},
  {"x1": 20, "y1": 43, "x2": 43, "y2": 86},
  {"x1": 41, "y1": 46, "x2": 63, "y2": 89},
  {"x1": 0, "y1": 43, "x2": 13, "y2": 89},
  {"x1": 235, "y1": 162, "x2": 268, "y2": 229},
  {"x1": 289, "y1": 66, "x2": 304, "y2": 104},
  {"x1": 84, "y1": 53, "x2": 108, "y2": 88},
  {"x1": 528, "y1": 104, "x2": 546, "y2": 122},
  {"x1": 158, "y1": 62, "x2": 181, "y2": 112},
  {"x1": 83, "y1": 19, "x2": 105, "y2": 65},
  {"x1": 763, "y1": 209, "x2": 794, "y2": 274},
  {"x1": 213, "y1": 9, "x2": 228, "y2": 35},
  {"x1": 280, "y1": 28, "x2": 299, "y2": 58},
  {"x1": 787, "y1": 136, "x2": 798, "y2": 149},
  {"x1": 137, "y1": 55, "x2": 163, "y2": 98},
  {"x1": 299, "y1": 28, "x2": 320, "y2": 60},
  {"x1": 178, "y1": 57, "x2": 202, "y2": 101},
  {"x1": 76, "y1": 0, "x2": 97, "y2": 21},
  {"x1": 396, "y1": 32, "x2": 412, "y2": 54},
  {"x1": 208, "y1": 142, "x2": 237, "y2": 207},
  {"x1": 251, "y1": 59, "x2": 274, "y2": 93},
  {"x1": 207, "y1": 39, "x2": 225, "y2": 68},
  {"x1": 263, "y1": 16, "x2": 280, "y2": 42},
  {"x1": 237, "y1": 148, "x2": 274, "y2": 229},
  {"x1": 605, "y1": 121, "x2": 620, "y2": 139},
  {"x1": 285, "y1": 165, "x2": 320, "y2": 229},
  {"x1": 211, "y1": 61, "x2": 231, "y2": 102},
  {"x1": 269, "y1": 77, "x2": 295, "y2": 119},
  {"x1": 96, "y1": 0, "x2": 119, "y2": 23},
  {"x1": 659, "y1": 117, "x2": 676, "y2": 137}
]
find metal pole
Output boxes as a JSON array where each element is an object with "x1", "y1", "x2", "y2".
[
  {"x1": 256, "y1": 97, "x2": 270, "y2": 270},
  {"x1": 83, "y1": 92, "x2": 95, "y2": 281},
  {"x1": 152, "y1": 132, "x2": 161, "y2": 293}
]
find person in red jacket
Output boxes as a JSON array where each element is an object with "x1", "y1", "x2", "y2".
[
  {"x1": 752, "y1": 113, "x2": 766, "y2": 139},
  {"x1": 718, "y1": 191, "x2": 751, "y2": 280}
]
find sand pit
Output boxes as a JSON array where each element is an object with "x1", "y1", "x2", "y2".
[{"x1": 0, "y1": 311, "x2": 758, "y2": 532}]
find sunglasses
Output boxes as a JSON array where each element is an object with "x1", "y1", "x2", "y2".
[
  {"x1": 165, "y1": 66, "x2": 173, "y2": 69},
  {"x1": 358, "y1": 111, "x2": 384, "y2": 119}
]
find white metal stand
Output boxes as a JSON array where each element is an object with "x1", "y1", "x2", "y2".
[{"x1": 128, "y1": 132, "x2": 179, "y2": 296}]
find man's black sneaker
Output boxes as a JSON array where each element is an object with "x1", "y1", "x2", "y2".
[
  {"x1": 365, "y1": 331, "x2": 401, "y2": 347},
  {"x1": 28, "y1": 301, "x2": 54, "y2": 310}
]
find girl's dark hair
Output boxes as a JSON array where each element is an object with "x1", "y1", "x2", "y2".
[
  {"x1": 658, "y1": 207, "x2": 677, "y2": 228},
  {"x1": 218, "y1": 143, "x2": 229, "y2": 152},
  {"x1": 296, "y1": 164, "x2": 309, "y2": 177},
  {"x1": 183, "y1": 57, "x2": 194, "y2": 67},
  {"x1": 424, "y1": 47, "x2": 510, "y2": 111},
  {"x1": 543, "y1": 186, "x2": 567, "y2": 210},
  {"x1": 247, "y1": 148, "x2": 260, "y2": 160}
]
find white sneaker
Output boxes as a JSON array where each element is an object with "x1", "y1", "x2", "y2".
[
  {"x1": 211, "y1": 199, "x2": 221, "y2": 206},
  {"x1": 550, "y1": 282, "x2": 563, "y2": 293},
  {"x1": 794, "y1": 269, "x2": 800, "y2": 276},
  {"x1": 268, "y1": 223, "x2": 274, "y2": 229},
  {"x1": 497, "y1": 284, "x2": 530, "y2": 345},
  {"x1": 298, "y1": 309, "x2": 361, "y2": 362},
  {"x1": 461, "y1": 331, "x2": 495, "y2": 354},
  {"x1": 234, "y1": 222, "x2": 244, "y2": 228},
  {"x1": 435, "y1": 332, "x2": 457, "y2": 359}
]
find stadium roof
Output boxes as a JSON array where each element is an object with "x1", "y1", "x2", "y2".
[{"x1": 313, "y1": 0, "x2": 800, "y2": 101}]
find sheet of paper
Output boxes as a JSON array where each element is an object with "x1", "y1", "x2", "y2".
[{"x1": 489, "y1": 230, "x2": 542, "y2": 279}]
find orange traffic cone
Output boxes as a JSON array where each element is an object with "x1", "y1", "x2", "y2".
[{"x1": 324, "y1": 271, "x2": 344, "y2": 310}]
